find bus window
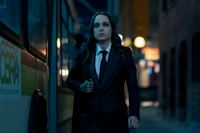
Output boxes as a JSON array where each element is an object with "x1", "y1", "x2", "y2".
[
  {"x1": 0, "y1": 0, "x2": 21, "y2": 33},
  {"x1": 28, "y1": 0, "x2": 47, "y2": 55}
]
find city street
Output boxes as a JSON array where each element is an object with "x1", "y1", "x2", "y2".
[{"x1": 130, "y1": 107, "x2": 188, "y2": 133}]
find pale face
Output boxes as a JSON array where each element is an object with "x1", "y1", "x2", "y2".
[{"x1": 93, "y1": 14, "x2": 112, "y2": 44}]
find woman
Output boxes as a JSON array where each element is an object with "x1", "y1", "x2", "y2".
[{"x1": 66, "y1": 12, "x2": 140, "y2": 133}]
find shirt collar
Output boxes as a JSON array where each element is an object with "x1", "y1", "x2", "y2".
[{"x1": 96, "y1": 42, "x2": 112, "y2": 56}]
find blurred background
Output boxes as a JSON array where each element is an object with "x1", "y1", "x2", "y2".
[{"x1": 1, "y1": 0, "x2": 200, "y2": 133}]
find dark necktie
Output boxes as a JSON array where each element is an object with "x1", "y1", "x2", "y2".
[{"x1": 99, "y1": 50, "x2": 108, "y2": 85}]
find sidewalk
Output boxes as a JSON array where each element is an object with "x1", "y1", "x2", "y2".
[{"x1": 130, "y1": 107, "x2": 188, "y2": 133}]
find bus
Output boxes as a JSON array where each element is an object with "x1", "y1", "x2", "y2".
[{"x1": 0, "y1": 0, "x2": 79, "y2": 133}]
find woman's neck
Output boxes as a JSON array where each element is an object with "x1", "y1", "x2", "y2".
[{"x1": 98, "y1": 40, "x2": 111, "y2": 50}]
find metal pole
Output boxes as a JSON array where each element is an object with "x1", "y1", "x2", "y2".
[{"x1": 48, "y1": 0, "x2": 57, "y2": 132}]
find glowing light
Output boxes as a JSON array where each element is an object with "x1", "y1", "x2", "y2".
[
  {"x1": 141, "y1": 101, "x2": 159, "y2": 107},
  {"x1": 147, "y1": 61, "x2": 155, "y2": 67},
  {"x1": 59, "y1": 69, "x2": 69, "y2": 76},
  {"x1": 123, "y1": 37, "x2": 131, "y2": 47},
  {"x1": 134, "y1": 36, "x2": 146, "y2": 48},
  {"x1": 139, "y1": 59, "x2": 146, "y2": 68},
  {"x1": 118, "y1": 34, "x2": 123, "y2": 41},
  {"x1": 154, "y1": 63, "x2": 160, "y2": 73},
  {"x1": 141, "y1": 47, "x2": 160, "y2": 60},
  {"x1": 62, "y1": 38, "x2": 68, "y2": 44},
  {"x1": 57, "y1": 38, "x2": 61, "y2": 49}
]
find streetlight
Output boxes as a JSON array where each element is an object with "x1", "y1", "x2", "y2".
[{"x1": 134, "y1": 36, "x2": 146, "y2": 48}]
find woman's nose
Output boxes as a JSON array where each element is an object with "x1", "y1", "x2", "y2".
[{"x1": 99, "y1": 25, "x2": 104, "y2": 31}]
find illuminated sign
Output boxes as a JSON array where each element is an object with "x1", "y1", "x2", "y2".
[{"x1": 141, "y1": 47, "x2": 160, "y2": 60}]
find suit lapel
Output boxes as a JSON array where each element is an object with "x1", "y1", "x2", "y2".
[
  {"x1": 89, "y1": 51, "x2": 101, "y2": 89},
  {"x1": 101, "y1": 47, "x2": 120, "y2": 89}
]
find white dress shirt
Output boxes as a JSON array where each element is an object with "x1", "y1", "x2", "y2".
[{"x1": 95, "y1": 43, "x2": 112, "y2": 78}]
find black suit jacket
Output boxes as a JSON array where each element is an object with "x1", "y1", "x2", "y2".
[{"x1": 66, "y1": 45, "x2": 140, "y2": 132}]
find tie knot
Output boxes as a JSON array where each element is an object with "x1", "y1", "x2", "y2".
[{"x1": 100, "y1": 50, "x2": 107, "y2": 58}]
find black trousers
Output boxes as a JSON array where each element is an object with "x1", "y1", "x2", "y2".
[{"x1": 80, "y1": 108, "x2": 129, "y2": 133}]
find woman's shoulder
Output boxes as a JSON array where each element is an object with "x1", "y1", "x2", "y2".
[
  {"x1": 78, "y1": 46, "x2": 87, "y2": 56},
  {"x1": 119, "y1": 45, "x2": 133, "y2": 54}
]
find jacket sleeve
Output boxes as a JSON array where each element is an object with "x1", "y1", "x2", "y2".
[
  {"x1": 124, "y1": 48, "x2": 140, "y2": 120},
  {"x1": 66, "y1": 52, "x2": 82, "y2": 93}
]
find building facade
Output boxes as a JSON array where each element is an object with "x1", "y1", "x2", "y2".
[{"x1": 159, "y1": 0, "x2": 200, "y2": 132}]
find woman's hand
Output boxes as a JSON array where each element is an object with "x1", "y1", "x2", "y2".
[
  {"x1": 128, "y1": 116, "x2": 140, "y2": 129},
  {"x1": 79, "y1": 79, "x2": 94, "y2": 93}
]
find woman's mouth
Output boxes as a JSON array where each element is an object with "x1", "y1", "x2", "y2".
[{"x1": 98, "y1": 33, "x2": 105, "y2": 36}]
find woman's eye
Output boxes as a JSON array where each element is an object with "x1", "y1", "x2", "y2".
[
  {"x1": 103, "y1": 23, "x2": 109, "y2": 27},
  {"x1": 94, "y1": 24, "x2": 99, "y2": 28}
]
